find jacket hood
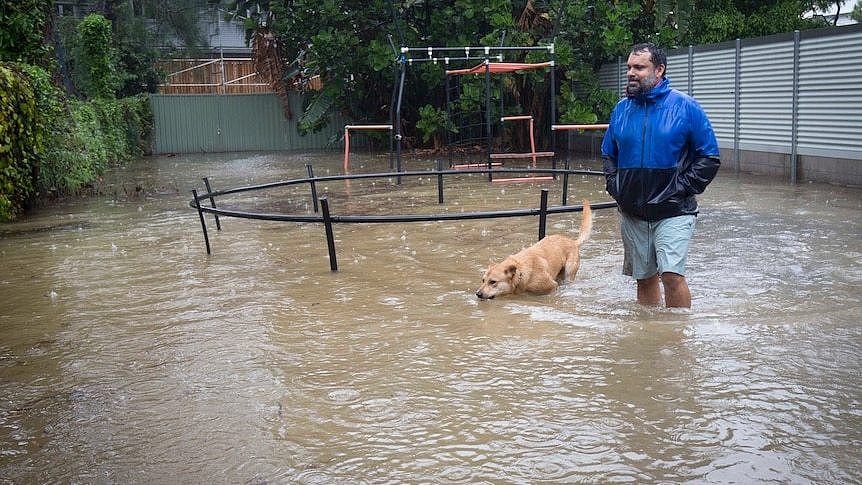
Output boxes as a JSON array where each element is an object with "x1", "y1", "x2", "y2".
[{"x1": 629, "y1": 76, "x2": 671, "y2": 104}]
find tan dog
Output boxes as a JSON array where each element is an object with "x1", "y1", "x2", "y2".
[{"x1": 475, "y1": 200, "x2": 592, "y2": 299}]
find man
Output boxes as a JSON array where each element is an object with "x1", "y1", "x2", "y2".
[{"x1": 601, "y1": 43, "x2": 721, "y2": 308}]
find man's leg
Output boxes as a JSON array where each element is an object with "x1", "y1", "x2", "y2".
[
  {"x1": 637, "y1": 274, "x2": 662, "y2": 305},
  {"x1": 621, "y1": 212, "x2": 659, "y2": 305},
  {"x1": 661, "y1": 272, "x2": 691, "y2": 308},
  {"x1": 654, "y1": 215, "x2": 696, "y2": 308}
]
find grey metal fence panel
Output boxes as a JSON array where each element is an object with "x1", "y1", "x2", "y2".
[
  {"x1": 150, "y1": 92, "x2": 346, "y2": 154},
  {"x1": 738, "y1": 40, "x2": 796, "y2": 153},
  {"x1": 692, "y1": 48, "x2": 737, "y2": 148},
  {"x1": 666, "y1": 51, "x2": 690, "y2": 95},
  {"x1": 598, "y1": 58, "x2": 625, "y2": 97},
  {"x1": 596, "y1": 25, "x2": 862, "y2": 164},
  {"x1": 797, "y1": 29, "x2": 862, "y2": 159}
]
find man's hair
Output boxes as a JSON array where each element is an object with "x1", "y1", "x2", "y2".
[{"x1": 631, "y1": 42, "x2": 667, "y2": 71}]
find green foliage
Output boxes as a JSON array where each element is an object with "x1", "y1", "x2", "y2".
[
  {"x1": 223, "y1": 0, "x2": 844, "y2": 148},
  {"x1": 675, "y1": 1, "x2": 833, "y2": 46},
  {"x1": 0, "y1": 64, "x2": 45, "y2": 221},
  {"x1": 688, "y1": 9, "x2": 746, "y2": 44},
  {"x1": 298, "y1": 90, "x2": 335, "y2": 135},
  {"x1": 0, "y1": 0, "x2": 53, "y2": 65},
  {"x1": 111, "y1": 2, "x2": 165, "y2": 97},
  {"x1": 140, "y1": 0, "x2": 211, "y2": 56},
  {"x1": 74, "y1": 14, "x2": 119, "y2": 99},
  {"x1": 55, "y1": 96, "x2": 152, "y2": 192},
  {"x1": 853, "y1": 3, "x2": 862, "y2": 23},
  {"x1": 55, "y1": 1, "x2": 203, "y2": 98},
  {"x1": 415, "y1": 104, "x2": 450, "y2": 145},
  {"x1": 558, "y1": 83, "x2": 597, "y2": 125},
  {"x1": 559, "y1": 66, "x2": 619, "y2": 123},
  {"x1": 12, "y1": 63, "x2": 152, "y2": 209},
  {"x1": 367, "y1": 39, "x2": 396, "y2": 72},
  {"x1": 16, "y1": 63, "x2": 79, "y2": 195},
  {"x1": 0, "y1": 3, "x2": 156, "y2": 220}
]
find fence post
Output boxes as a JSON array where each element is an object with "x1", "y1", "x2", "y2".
[
  {"x1": 688, "y1": 45, "x2": 694, "y2": 96},
  {"x1": 791, "y1": 30, "x2": 800, "y2": 184},
  {"x1": 538, "y1": 189, "x2": 548, "y2": 241},
  {"x1": 617, "y1": 56, "x2": 623, "y2": 95},
  {"x1": 192, "y1": 189, "x2": 211, "y2": 255},
  {"x1": 320, "y1": 196, "x2": 338, "y2": 271},
  {"x1": 395, "y1": 61, "x2": 407, "y2": 184},
  {"x1": 561, "y1": 158, "x2": 570, "y2": 206},
  {"x1": 436, "y1": 159, "x2": 444, "y2": 204},
  {"x1": 734, "y1": 39, "x2": 741, "y2": 174},
  {"x1": 485, "y1": 60, "x2": 493, "y2": 182},
  {"x1": 307, "y1": 164, "x2": 319, "y2": 213},
  {"x1": 202, "y1": 177, "x2": 221, "y2": 230}
]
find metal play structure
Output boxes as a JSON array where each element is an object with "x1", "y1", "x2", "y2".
[
  {"x1": 396, "y1": 45, "x2": 557, "y2": 180},
  {"x1": 342, "y1": 43, "x2": 612, "y2": 183}
]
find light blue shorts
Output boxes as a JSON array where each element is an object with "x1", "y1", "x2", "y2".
[{"x1": 620, "y1": 212, "x2": 696, "y2": 279}]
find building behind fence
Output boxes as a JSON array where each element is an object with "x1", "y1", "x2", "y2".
[{"x1": 591, "y1": 23, "x2": 862, "y2": 186}]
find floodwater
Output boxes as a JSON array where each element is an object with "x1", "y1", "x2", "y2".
[{"x1": 1, "y1": 151, "x2": 860, "y2": 484}]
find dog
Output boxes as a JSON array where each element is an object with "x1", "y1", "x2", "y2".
[{"x1": 475, "y1": 200, "x2": 592, "y2": 299}]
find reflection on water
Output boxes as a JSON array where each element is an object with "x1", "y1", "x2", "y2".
[{"x1": 1, "y1": 151, "x2": 860, "y2": 483}]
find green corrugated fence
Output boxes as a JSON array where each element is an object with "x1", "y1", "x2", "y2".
[{"x1": 149, "y1": 92, "x2": 348, "y2": 154}]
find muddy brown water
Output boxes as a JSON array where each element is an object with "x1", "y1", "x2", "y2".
[{"x1": 1, "y1": 151, "x2": 860, "y2": 483}]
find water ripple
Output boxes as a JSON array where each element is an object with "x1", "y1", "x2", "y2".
[{"x1": 0, "y1": 154, "x2": 859, "y2": 484}]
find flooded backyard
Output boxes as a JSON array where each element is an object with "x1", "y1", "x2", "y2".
[{"x1": 1, "y1": 151, "x2": 860, "y2": 483}]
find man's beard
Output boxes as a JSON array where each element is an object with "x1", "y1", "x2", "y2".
[{"x1": 626, "y1": 72, "x2": 658, "y2": 97}]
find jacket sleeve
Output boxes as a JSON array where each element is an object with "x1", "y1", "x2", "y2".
[
  {"x1": 679, "y1": 101, "x2": 721, "y2": 195},
  {"x1": 601, "y1": 124, "x2": 619, "y2": 200},
  {"x1": 602, "y1": 155, "x2": 619, "y2": 200},
  {"x1": 679, "y1": 156, "x2": 720, "y2": 195}
]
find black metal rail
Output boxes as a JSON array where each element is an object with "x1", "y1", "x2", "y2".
[{"x1": 190, "y1": 164, "x2": 617, "y2": 270}]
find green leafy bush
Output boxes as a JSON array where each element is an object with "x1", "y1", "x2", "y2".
[
  {"x1": 0, "y1": 64, "x2": 44, "y2": 221},
  {"x1": 4, "y1": 63, "x2": 154, "y2": 210},
  {"x1": 16, "y1": 64, "x2": 152, "y2": 199},
  {"x1": 74, "y1": 14, "x2": 119, "y2": 99},
  {"x1": 16, "y1": 63, "x2": 80, "y2": 196},
  {"x1": 0, "y1": 0, "x2": 52, "y2": 65},
  {"x1": 415, "y1": 104, "x2": 450, "y2": 147}
]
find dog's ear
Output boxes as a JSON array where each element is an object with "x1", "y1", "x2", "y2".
[{"x1": 504, "y1": 264, "x2": 517, "y2": 278}]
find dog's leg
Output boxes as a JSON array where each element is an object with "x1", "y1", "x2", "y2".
[
  {"x1": 527, "y1": 271, "x2": 560, "y2": 294},
  {"x1": 563, "y1": 253, "x2": 581, "y2": 282}
]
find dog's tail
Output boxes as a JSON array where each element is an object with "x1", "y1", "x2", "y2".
[{"x1": 575, "y1": 199, "x2": 592, "y2": 246}]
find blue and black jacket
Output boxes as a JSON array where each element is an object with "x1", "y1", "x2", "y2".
[{"x1": 601, "y1": 77, "x2": 721, "y2": 221}]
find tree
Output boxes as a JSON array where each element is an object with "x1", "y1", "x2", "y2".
[
  {"x1": 223, "y1": 0, "x2": 847, "y2": 148},
  {"x1": 74, "y1": 13, "x2": 120, "y2": 99},
  {"x1": 226, "y1": 1, "x2": 409, "y2": 133},
  {"x1": 57, "y1": 0, "x2": 214, "y2": 98},
  {"x1": 675, "y1": 1, "x2": 837, "y2": 46},
  {"x1": 109, "y1": 1, "x2": 167, "y2": 96}
]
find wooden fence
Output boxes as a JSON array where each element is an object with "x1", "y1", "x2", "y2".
[
  {"x1": 157, "y1": 58, "x2": 322, "y2": 94},
  {"x1": 157, "y1": 58, "x2": 270, "y2": 94}
]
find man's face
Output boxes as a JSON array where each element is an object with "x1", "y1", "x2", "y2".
[{"x1": 626, "y1": 50, "x2": 664, "y2": 97}]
